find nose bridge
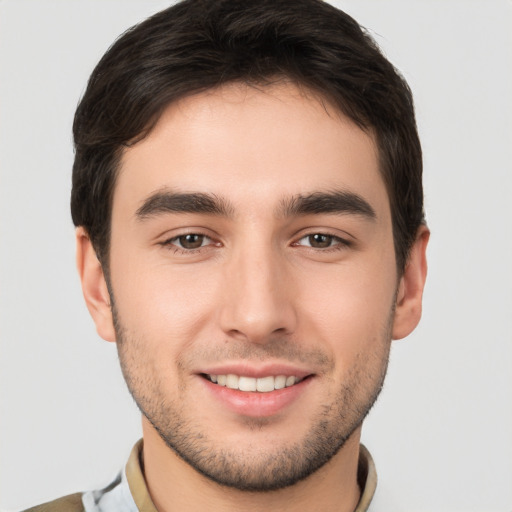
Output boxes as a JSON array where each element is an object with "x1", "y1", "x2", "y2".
[{"x1": 219, "y1": 234, "x2": 296, "y2": 342}]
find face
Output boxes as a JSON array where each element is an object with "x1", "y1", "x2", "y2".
[{"x1": 103, "y1": 83, "x2": 401, "y2": 490}]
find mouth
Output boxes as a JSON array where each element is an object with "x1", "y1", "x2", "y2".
[
  {"x1": 199, "y1": 368, "x2": 315, "y2": 417},
  {"x1": 201, "y1": 373, "x2": 308, "y2": 392}
]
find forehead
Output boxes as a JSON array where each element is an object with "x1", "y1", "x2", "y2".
[{"x1": 114, "y1": 82, "x2": 389, "y2": 221}]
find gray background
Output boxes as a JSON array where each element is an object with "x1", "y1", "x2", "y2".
[{"x1": 1, "y1": 1, "x2": 511, "y2": 510}]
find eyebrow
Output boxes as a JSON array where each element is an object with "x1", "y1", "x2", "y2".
[
  {"x1": 135, "y1": 188, "x2": 376, "y2": 222},
  {"x1": 278, "y1": 190, "x2": 376, "y2": 220},
  {"x1": 136, "y1": 190, "x2": 234, "y2": 220}
]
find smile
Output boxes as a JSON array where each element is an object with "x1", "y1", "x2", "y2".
[{"x1": 204, "y1": 374, "x2": 305, "y2": 392}]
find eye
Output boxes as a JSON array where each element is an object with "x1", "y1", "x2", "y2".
[
  {"x1": 167, "y1": 233, "x2": 212, "y2": 250},
  {"x1": 302, "y1": 233, "x2": 334, "y2": 248},
  {"x1": 295, "y1": 233, "x2": 350, "y2": 249}
]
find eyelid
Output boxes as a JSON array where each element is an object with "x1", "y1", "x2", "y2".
[
  {"x1": 171, "y1": 233, "x2": 212, "y2": 249},
  {"x1": 292, "y1": 225, "x2": 354, "y2": 243},
  {"x1": 157, "y1": 229, "x2": 221, "y2": 254},
  {"x1": 294, "y1": 233, "x2": 351, "y2": 248}
]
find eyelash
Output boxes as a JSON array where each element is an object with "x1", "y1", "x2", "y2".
[
  {"x1": 293, "y1": 233, "x2": 352, "y2": 252},
  {"x1": 159, "y1": 232, "x2": 216, "y2": 254},
  {"x1": 159, "y1": 231, "x2": 351, "y2": 255}
]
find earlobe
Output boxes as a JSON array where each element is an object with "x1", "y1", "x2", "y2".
[
  {"x1": 75, "y1": 227, "x2": 116, "y2": 342},
  {"x1": 392, "y1": 225, "x2": 430, "y2": 340}
]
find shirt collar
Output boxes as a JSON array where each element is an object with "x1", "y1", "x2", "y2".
[
  {"x1": 125, "y1": 440, "x2": 158, "y2": 512},
  {"x1": 125, "y1": 439, "x2": 377, "y2": 512}
]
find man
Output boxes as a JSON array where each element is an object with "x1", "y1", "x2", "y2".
[{"x1": 26, "y1": 0, "x2": 428, "y2": 510}]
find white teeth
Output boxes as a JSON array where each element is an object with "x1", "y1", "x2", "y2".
[
  {"x1": 226, "y1": 374, "x2": 239, "y2": 389},
  {"x1": 286, "y1": 376, "x2": 296, "y2": 387},
  {"x1": 256, "y1": 376, "x2": 274, "y2": 392},
  {"x1": 207, "y1": 374, "x2": 302, "y2": 392},
  {"x1": 239, "y1": 376, "x2": 257, "y2": 392},
  {"x1": 274, "y1": 375, "x2": 286, "y2": 390}
]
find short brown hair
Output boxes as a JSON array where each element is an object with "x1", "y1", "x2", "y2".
[{"x1": 71, "y1": 0, "x2": 424, "y2": 273}]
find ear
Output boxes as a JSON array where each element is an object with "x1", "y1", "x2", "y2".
[
  {"x1": 75, "y1": 227, "x2": 116, "y2": 342},
  {"x1": 392, "y1": 225, "x2": 430, "y2": 340}
]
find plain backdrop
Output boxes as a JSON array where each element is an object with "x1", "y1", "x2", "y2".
[{"x1": 1, "y1": 1, "x2": 511, "y2": 511}]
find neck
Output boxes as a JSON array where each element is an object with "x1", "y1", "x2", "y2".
[{"x1": 141, "y1": 418, "x2": 362, "y2": 512}]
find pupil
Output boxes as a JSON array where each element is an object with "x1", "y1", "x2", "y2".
[
  {"x1": 310, "y1": 234, "x2": 331, "y2": 248},
  {"x1": 180, "y1": 234, "x2": 203, "y2": 249}
]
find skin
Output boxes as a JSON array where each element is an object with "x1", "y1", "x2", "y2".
[{"x1": 77, "y1": 82, "x2": 429, "y2": 512}]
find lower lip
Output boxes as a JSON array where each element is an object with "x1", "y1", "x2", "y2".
[{"x1": 201, "y1": 376, "x2": 313, "y2": 418}]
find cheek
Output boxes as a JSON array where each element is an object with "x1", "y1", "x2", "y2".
[
  {"x1": 110, "y1": 252, "x2": 220, "y2": 344},
  {"x1": 295, "y1": 258, "x2": 396, "y2": 362}
]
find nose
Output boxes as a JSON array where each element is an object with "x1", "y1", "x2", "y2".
[{"x1": 218, "y1": 243, "x2": 297, "y2": 344}]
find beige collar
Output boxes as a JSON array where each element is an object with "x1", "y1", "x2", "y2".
[{"x1": 125, "y1": 439, "x2": 377, "y2": 512}]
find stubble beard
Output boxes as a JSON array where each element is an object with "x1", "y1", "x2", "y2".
[{"x1": 113, "y1": 302, "x2": 392, "y2": 492}]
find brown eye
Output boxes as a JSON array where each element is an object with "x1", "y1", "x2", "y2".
[
  {"x1": 176, "y1": 234, "x2": 206, "y2": 249},
  {"x1": 308, "y1": 234, "x2": 333, "y2": 248},
  {"x1": 294, "y1": 233, "x2": 350, "y2": 251}
]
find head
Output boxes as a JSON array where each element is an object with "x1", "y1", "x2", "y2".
[{"x1": 73, "y1": 0, "x2": 428, "y2": 493}]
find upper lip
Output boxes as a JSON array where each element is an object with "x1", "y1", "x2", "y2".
[{"x1": 197, "y1": 362, "x2": 313, "y2": 379}]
